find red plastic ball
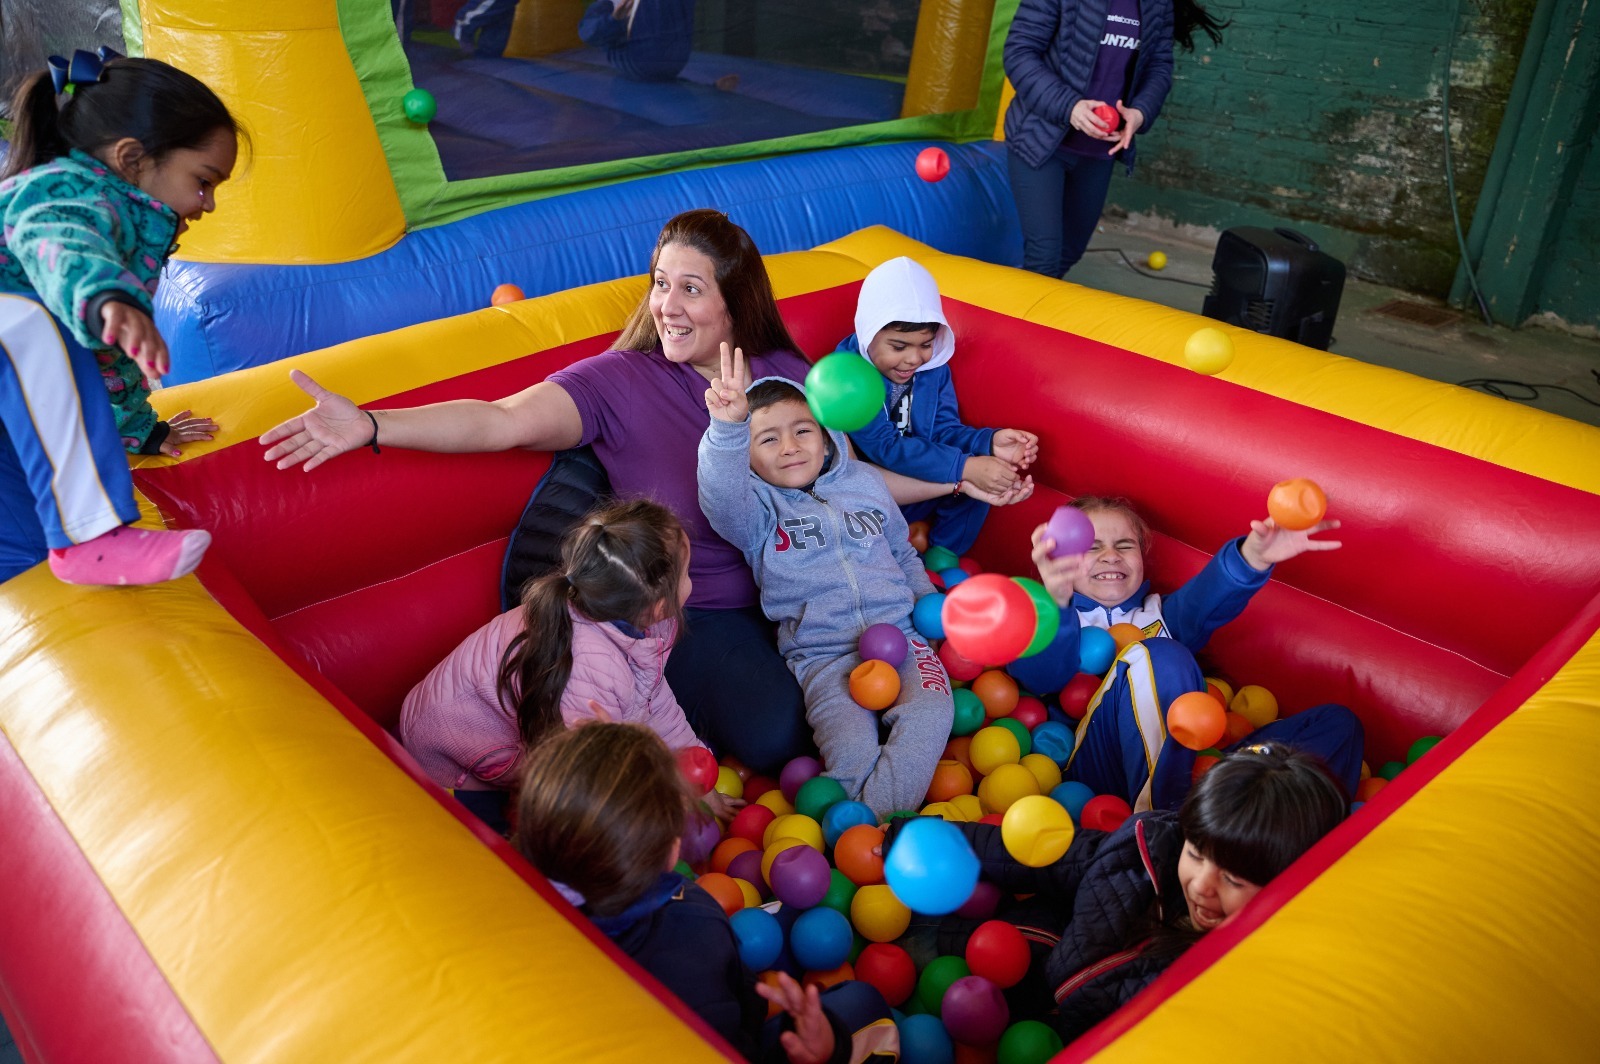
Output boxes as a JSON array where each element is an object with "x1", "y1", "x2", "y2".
[
  {"x1": 743, "y1": 775, "x2": 778, "y2": 802},
  {"x1": 916, "y1": 146, "x2": 951, "y2": 182},
  {"x1": 1080, "y1": 794, "x2": 1132, "y2": 832},
  {"x1": 1092, "y1": 103, "x2": 1121, "y2": 132},
  {"x1": 964, "y1": 920, "x2": 1031, "y2": 989},
  {"x1": 1059, "y1": 673, "x2": 1102, "y2": 720},
  {"x1": 1010, "y1": 696, "x2": 1048, "y2": 731},
  {"x1": 942, "y1": 574, "x2": 1036, "y2": 666},
  {"x1": 677, "y1": 746, "x2": 720, "y2": 793},
  {"x1": 855, "y1": 943, "x2": 917, "y2": 1007},
  {"x1": 939, "y1": 639, "x2": 985, "y2": 683},
  {"x1": 729, "y1": 803, "x2": 777, "y2": 846}
]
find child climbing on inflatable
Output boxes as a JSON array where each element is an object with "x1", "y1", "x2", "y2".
[
  {"x1": 401, "y1": 499, "x2": 728, "y2": 833},
  {"x1": 513, "y1": 721, "x2": 897, "y2": 1062},
  {"x1": 0, "y1": 50, "x2": 237, "y2": 585},
  {"x1": 579, "y1": 0, "x2": 695, "y2": 82},
  {"x1": 697, "y1": 346, "x2": 954, "y2": 818},
  {"x1": 835, "y1": 256, "x2": 1038, "y2": 556},
  {"x1": 1011, "y1": 495, "x2": 1364, "y2": 810}
]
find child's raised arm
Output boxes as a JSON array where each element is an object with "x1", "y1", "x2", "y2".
[
  {"x1": 1240, "y1": 517, "x2": 1342, "y2": 571},
  {"x1": 703, "y1": 342, "x2": 750, "y2": 424}
]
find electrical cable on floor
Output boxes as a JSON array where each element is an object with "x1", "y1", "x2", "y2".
[
  {"x1": 1084, "y1": 247, "x2": 1211, "y2": 287},
  {"x1": 1456, "y1": 369, "x2": 1600, "y2": 408}
]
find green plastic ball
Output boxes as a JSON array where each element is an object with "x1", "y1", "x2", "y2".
[
  {"x1": 951, "y1": 689, "x2": 986, "y2": 736},
  {"x1": 673, "y1": 859, "x2": 694, "y2": 878},
  {"x1": 883, "y1": 810, "x2": 918, "y2": 825},
  {"x1": 795, "y1": 775, "x2": 849, "y2": 822},
  {"x1": 1407, "y1": 735, "x2": 1442, "y2": 764},
  {"x1": 993, "y1": 716, "x2": 1032, "y2": 757},
  {"x1": 1012, "y1": 576, "x2": 1061, "y2": 658},
  {"x1": 805, "y1": 352, "x2": 886, "y2": 431},
  {"x1": 402, "y1": 88, "x2": 437, "y2": 123},
  {"x1": 916, "y1": 955, "x2": 971, "y2": 1015},
  {"x1": 820, "y1": 869, "x2": 858, "y2": 916},
  {"x1": 997, "y1": 1019, "x2": 1065, "y2": 1064},
  {"x1": 923, "y1": 545, "x2": 960, "y2": 574},
  {"x1": 1378, "y1": 760, "x2": 1405, "y2": 781}
]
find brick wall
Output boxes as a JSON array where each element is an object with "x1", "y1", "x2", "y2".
[{"x1": 1104, "y1": 0, "x2": 1536, "y2": 294}]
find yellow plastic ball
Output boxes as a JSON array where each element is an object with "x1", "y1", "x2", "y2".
[
  {"x1": 1020, "y1": 752, "x2": 1063, "y2": 793},
  {"x1": 919, "y1": 801, "x2": 963, "y2": 822},
  {"x1": 1230, "y1": 685, "x2": 1280, "y2": 728},
  {"x1": 715, "y1": 765, "x2": 744, "y2": 799},
  {"x1": 948, "y1": 794, "x2": 985, "y2": 822},
  {"x1": 978, "y1": 763, "x2": 1042, "y2": 814},
  {"x1": 766, "y1": 813, "x2": 824, "y2": 851},
  {"x1": 761, "y1": 837, "x2": 808, "y2": 884},
  {"x1": 1183, "y1": 327, "x2": 1235, "y2": 375},
  {"x1": 1147, "y1": 250, "x2": 1168, "y2": 270},
  {"x1": 755, "y1": 790, "x2": 795, "y2": 818},
  {"x1": 1001, "y1": 795, "x2": 1077, "y2": 867},
  {"x1": 969, "y1": 725, "x2": 1023, "y2": 776},
  {"x1": 1204, "y1": 676, "x2": 1234, "y2": 706},
  {"x1": 735, "y1": 877, "x2": 762, "y2": 909},
  {"x1": 851, "y1": 884, "x2": 912, "y2": 942}
]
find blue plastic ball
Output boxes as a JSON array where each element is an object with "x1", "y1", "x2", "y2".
[
  {"x1": 913, "y1": 594, "x2": 947, "y2": 640},
  {"x1": 790, "y1": 906, "x2": 853, "y2": 972},
  {"x1": 1050, "y1": 780, "x2": 1095, "y2": 823},
  {"x1": 897, "y1": 1013, "x2": 955, "y2": 1064},
  {"x1": 884, "y1": 816, "x2": 980, "y2": 915},
  {"x1": 730, "y1": 907, "x2": 784, "y2": 972},
  {"x1": 822, "y1": 800, "x2": 878, "y2": 848},
  {"x1": 1078, "y1": 626, "x2": 1116, "y2": 675},
  {"x1": 1031, "y1": 721, "x2": 1075, "y2": 765},
  {"x1": 938, "y1": 567, "x2": 970, "y2": 589}
]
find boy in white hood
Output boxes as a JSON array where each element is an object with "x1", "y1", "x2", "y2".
[{"x1": 837, "y1": 257, "x2": 1038, "y2": 556}]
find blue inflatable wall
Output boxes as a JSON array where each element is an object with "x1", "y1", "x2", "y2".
[{"x1": 157, "y1": 141, "x2": 1018, "y2": 384}]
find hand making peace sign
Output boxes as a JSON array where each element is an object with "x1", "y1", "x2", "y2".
[{"x1": 704, "y1": 341, "x2": 751, "y2": 423}]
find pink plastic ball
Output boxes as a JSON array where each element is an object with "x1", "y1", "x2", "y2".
[
  {"x1": 940, "y1": 975, "x2": 1009, "y2": 1045},
  {"x1": 1044, "y1": 506, "x2": 1095, "y2": 558},
  {"x1": 859, "y1": 623, "x2": 909, "y2": 668},
  {"x1": 770, "y1": 843, "x2": 833, "y2": 909},
  {"x1": 779, "y1": 756, "x2": 824, "y2": 803}
]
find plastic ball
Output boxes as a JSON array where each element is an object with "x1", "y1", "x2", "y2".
[
  {"x1": 913, "y1": 593, "x2": 948, "y2": 640},
  {"x1": 1205, "y1": 677, "x2": 1234, "y2": 705},
  {"x1": 778, "y1": 756, "x2": 822, "y2": 802},
  {"x1": 898, "y1": 1013, "x2": 955, "y2": 1064},
  {"x1": 1030, "y1": 721, "x2": 1075, "y2": 765},
  {"x1": 940, "y1": 640, "x2": 985, "y2": 683},
  {"x1": 819, "y1": 868, "x2": 858, "y2": 916},
  {"x1": 921, "y1": 801, "x2": 961, "y2": 821},
  {"x1": 755, "y1": 789, "x2": 795, "y2": 817},
  {"x1": 710, "y1": 836, "x2": 758, "y2": 874},
  {"x1": 1091, "y1": 102, "x2": 1121, "y2": 131},
  {"x1": 725, "y1": 850, "x2": 769, "y2": 898},
  {"x1": 770, "y1": 843, "x2": 833, "y2": 909},
  {"x1": 1011, "y1": 577, "x2": 1061, "y2": 658},
  {"x1": 680, "y1": 808, "x2": 723, "y2": 866},
  {"x1": 1266, "y1": 476, "x2": 1328, "y2": 532},
  {"x1": 944, "y1": 736, "x2": 975, "y2": 774},
  {"x1": 1378, "y1": 760, "x2": 1405, "y2": 781},
  {"x1": 1019, "y1": 752, "x2": 1062, "y2": 793},
  {"x1": 729, "y1": 803, "x2": 777, "y2": 846},
  {"x1": 1001, "y1": 794, "x2": 1076, "y2": 867},
  {"x1": 938, "y1": 567, "x2": 970, "y2": 590},
  {"x1": 916, "y1": 146, "x2": 951, "y2": 182},
  {"x1": 969, "y1": 726, "x2": 1022, "y2": 775},
  {"x1": 1191, "y1": 752, "x2": 1221, "y2": 783},
  {"x1": 735, "y1": 877, "x2": 763, "y2": 909},
  {"x1": 1184, "y1": 326, "x2": 1235, "y2": 375},
  {"x1": 1408, "y1": 735, "x2": 1442, "y2": 763},
  {"x1": 822, "y1": 800, "x2": 877, "y2": 848},
  {"x1": 944, "y1": 689, "x2": 981, "y2": 737},
  {"x1": 714, "y1": 765, "x2": 745, "y2": 799},
  {"x1": 1107, "y1": 623, "x2": 1145, "y2": 651},
  {"x1": 972, "y1": 670, "x2": 1020, "y2": 718},
  {"x1": 1356, "y1": 776, "x2": 1388, "y2": 802},
  {"x1": 1146, "y1": 250, "x2": 1168, "y2": 271},
  {"x1": 676, "y1": 746, "x2": 720, "y2": 793},
  {"x1": 1078, "y1": 626, "x2": 1116, "y2": 675},
  {"x1": 942, "y1": 574, "x2": 1036, "y2": 666},
  {"x1": 834, "y1": 824, "x2": 887, "y2": 886},
  {"x1": 852, "y1": 883, "x2": 913, "y2": 942},
  {"x1": 885, "y1": 816, "x2": 980, "y2": 915},
  {"x1": 1043, "y1": 505, "x2": 1095, "y2": 558},
  {"x1": 1010, "y1": 696, "x2": 1048, "y2": 731},
  {"x1": 997, "y1": 1019, "x2": 1064, "y2": 1064},
  {"x1": 851, "y1": 658, "x2": 903, "y2": 711},
  {"x1": 806, "y1": 351, "x2": 887, "y2": 432},
  {"x1": 1080, "y1": 794, "x2": 1132, "y2": 833},
  {"x1": 927, "y1": 759, "x2": 977, "y2": 803},
  {"x1": 1230, "y1": 685, "x2": 1280, "y2": 728},
  {"x1": 790, "y1": 906, "x2": 853, "y2": 971},
  {"x1": 743, "y1": 774, "x2": 778, "y2": 802},
  {"x1": 965, "y1": 920, "x2": 1031, "y2": 989},
  {"x1": 956, "y1": 879, "x2": 1002, "y2": 920},
  {"x1": 990, "y1": 717, "x2": 1032, "y2": 757},
  {"x1": 730, "y1": 906, "x2": 784, "y2": 971},
  {"x1": 1223, "y1": 710, "x2": 1255, "y2": 744},
  {"x1": 941, "y1": 975, "x2": 1009, "y2": 1045},
  {"x1": 489, "y1": 283, "x2": 524, "y2": 306},
  {"x1": 696, "y1": 872, "x2": 746, "y2": 915},
  {"x1": 948, "y1": 793, "x2": 984, "y2": 822},
  {"x1": 1049, "y1": 781, "x2": 1094, "y2": 823},
  {"x1": 846, "y1": 941, "x2": 914, "y2": 1007},
  {"x1": 767, "y1": 813, "x2": 824, "y2": 852},
  {"x1": 923, "y1": 545, "x2": 961, "y2": 574},
  {"x1": 1167, "y1": 691, "x2": 1228, "y2": 750},
  {"x1": 917, "y1": 955, "x2": 972, "y2": 1014},
  {"x1": 908, "y1": 521, "x2": 932, "y2": 553},
  {"x1": 977, "y1": 763, "x2": 1040, "y2": 815},
  {"x1": 761, "y1": 837, "x2": 807, "y2": 884},
  {"x1": 1060, "y1": 673, "x2": 1102, "y2": 720},
  {"x1": 401, "y1": 87, "x2": 437, "y2": 123},
  {"x1": 795, "y1": 775, "x2": 850, "y2": 822},
  {"x1": 860, "y1": 623, "x2": 910, "y2": 668}
]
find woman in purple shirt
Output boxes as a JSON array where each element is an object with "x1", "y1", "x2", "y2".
[{"x1": 262, "y1": 209, "x2": 1026, "y2": 773}]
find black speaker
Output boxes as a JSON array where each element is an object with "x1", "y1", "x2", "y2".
[{"x1": 1201, "y1": 227, "x2": 1346, "y2": 350}]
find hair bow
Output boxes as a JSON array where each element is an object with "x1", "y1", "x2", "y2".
[{"x1": 47, "y1": 46, "x2": 123, "y2": 96}]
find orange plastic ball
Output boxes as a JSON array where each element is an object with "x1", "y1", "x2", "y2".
[
  {"x1": 697, "y1": 872, "x2": 746, "y2": 915},
  {"x1": 1267, "y1": 477, "x2": 1328, "y2": 531},
  {"x1": 1223, "y1": 711, "x2": 1255, "y2": 744},
  {"x1": 1107, "y1": 623, "x2": 1145, "y2": 651},
  {"x1": 1168, "y1": 691, "x2": 1227, "y2": 750},
  {"x1": 1205, "y1": 678, "x2": 1234, "y2": 706},
  {"x1": 908, "y1": 521, "x2": 931, "y2": 554},
  {"x1": 927, "y1": 759, "x2": 976, "y2": 803},
  {"x1": 711, "y1": 836, "x2": 759, "y2": 874},
  {"x1": 804, "y1": 962, "x2": 855, "y2": 991},
  {"x1": 1191, "y1": 753, "x2": 1220, "y2": 783},
  {"x1": 759, "y1": 970, "x2": 785, "y2": 1019},
  {"x1": 943, "y1": 736, "x2": 975, "y2": 774},
  {"x1": 834, "y1": 824, "x2": 887, "y2": 886},
  {"x1": 972, "y1": 670, "x2": 1020, "y2": 718},
  {"x1": 850, "y1": 658, "x2": 902, "y2": 711},
  {"x1": 1356, "y1": 777, "x2": 1388, "y2": 803},
  {"x1": 490, "y1": 283, "x2": 524, "y2": 306}
]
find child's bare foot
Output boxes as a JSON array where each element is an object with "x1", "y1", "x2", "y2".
[{"x1": 48, "y1": 525, "x2": 212, "y2": 586}]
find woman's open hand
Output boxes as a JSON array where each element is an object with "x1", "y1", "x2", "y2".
[{"x1": 260, "y1": 369, "x2": 370, "y2": 470}]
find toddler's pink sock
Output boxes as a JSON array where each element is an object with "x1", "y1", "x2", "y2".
[{"x1": 48, "y1": 525, "x2": 212, "y2": 586}]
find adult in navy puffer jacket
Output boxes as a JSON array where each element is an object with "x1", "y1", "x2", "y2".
[{"x1": 1003, "y1": 0, "x2": 1223, "y2": 278}]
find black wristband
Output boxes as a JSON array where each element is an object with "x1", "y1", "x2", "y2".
[{"x1": 364, "y1": 409, "x2": 381, "y2": 454}]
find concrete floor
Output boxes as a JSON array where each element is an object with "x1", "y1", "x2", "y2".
[{"x1": 1074, "y1": 219, "x2": 1600, "y2": 429}]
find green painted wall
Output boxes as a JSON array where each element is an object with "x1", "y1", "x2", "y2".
[
  {"x1": 1103, "y1": 0, "x2": 1535, "y2": 295},
  {"x1": 1535, "y1": 133, "x2": 1600, "y2": 331}
]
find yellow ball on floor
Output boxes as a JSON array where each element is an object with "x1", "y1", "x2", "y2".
[{"x1": 1147, "y1": 250, "x2": 1168, "y2": 270}]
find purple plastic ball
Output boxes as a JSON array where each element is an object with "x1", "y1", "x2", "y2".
[
  {"x1": 955, "y1": 880, "x2": 1002, "y2": 921},
  {"x1": 859, "y1": 623, "x2": 909, "y2": 668},
  {"x1": 1044, "y1": 505, "x2": 1095, "y2": 558},
  {"x1": 779, "y1": 755, "x2": 824, "y2": 803},
  {"x1": 726, "y1": 850, "x2": 771, "y2": 899},
  {"x1": 940, "y1": 975, "x2": 1010, "y2": 1045},
  {"x1": 770, "y1": 844, "x2": 832, "y2": 909},
  {"x1": 680, "y1": 809, "x2": 723, "y2": 867}
]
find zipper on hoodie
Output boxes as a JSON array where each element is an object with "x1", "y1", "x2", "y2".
[{"x1": 808, "y1": 491, "x2": 868, "y2": 635}]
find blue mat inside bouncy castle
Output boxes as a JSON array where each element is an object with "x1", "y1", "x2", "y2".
[
  {"x1": 412, "y1": 43, "x2": 906, "y2": 179},
  {"x1": 155, "y1": 140, "x2": 1019, "y2": 384}
]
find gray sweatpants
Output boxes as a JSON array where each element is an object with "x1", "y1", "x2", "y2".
[{"x1": 791, "y1": 635, "x2": 954, "y2": 818}]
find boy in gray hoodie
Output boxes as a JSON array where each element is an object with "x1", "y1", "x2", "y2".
[{"x1": 697, "y1": 348, "x2": 954, "y2": 817}]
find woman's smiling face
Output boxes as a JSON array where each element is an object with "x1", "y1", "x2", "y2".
[{"x1": 650, "y1": 243, "x2": 734, "y2": 376}]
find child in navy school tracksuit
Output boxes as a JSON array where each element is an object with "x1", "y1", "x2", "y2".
[
  {"x1": 1011, "y1": 495, "x2": 1364, "y2": 811},
  {"x1": 579, "y1": 0, "x2": 695, "y2": 81},
  {"x1": 697, "y1": 368, "x2": 954, "y2": 818},
  {"x1": 835, "y1": 257, "x2": 1038, "y2": 556}
]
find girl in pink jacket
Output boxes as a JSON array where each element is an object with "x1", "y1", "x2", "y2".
[{"x1": 401, "y1": 499, "x2": 707, "y2": 828}]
